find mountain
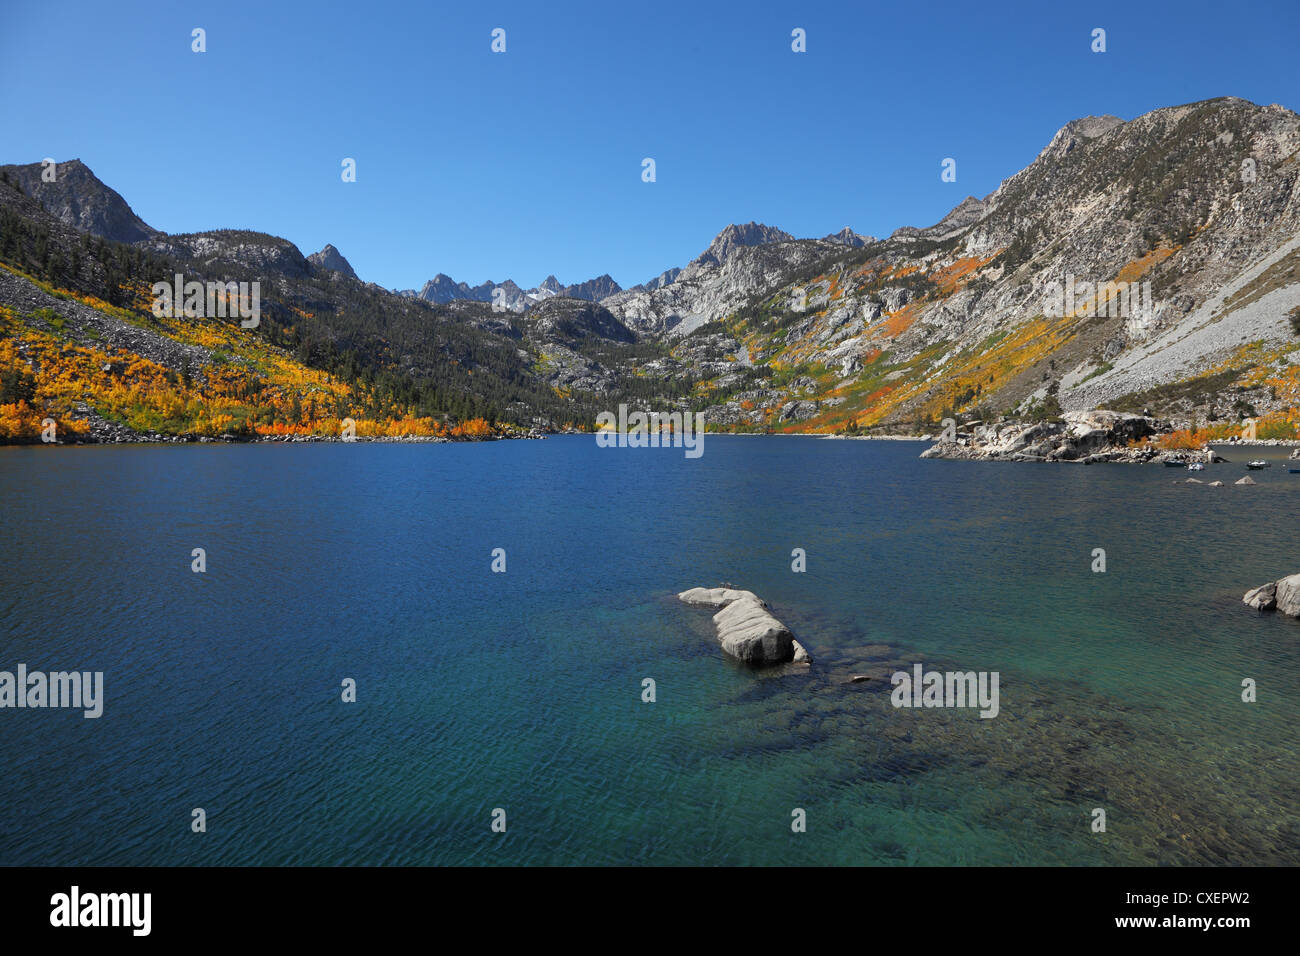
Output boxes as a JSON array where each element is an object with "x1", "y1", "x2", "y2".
[
  {"x1": 418, "y1": 273, "x2": 492, "y2": 304},
  {"x1": 601, "y1": 222, "x2": 844, "y2": 336},
  {"x1": 606, "y1": 96, "x2": 1300, "y2": 432},
  {"x1": 0, "y1": 161, "x2": 673, "y2": 441},
  {"x1": 307, "y1": 243, "x2": 357, "y2": 279},
  {"x1": 4, "y1": 95, "x2": 1300, "y2": 445},
  {"x1": 630, "y1": 267, "x2": 682, "y2": 292},
  {"x1": 0, "y1": 158, "x2": 160, "y2": 244},
  {"x1": 824, "y1": 227, "x2": 875, "y2": 247},
  {"x1": 412, "y1": 271, "x2": 622, "y2": 309},
  {"x1": 561, "y1": 274, "x2": 622, "y2": 301},
  {"x1": 689, "y1": 222, "x2": 794, "y2": 268}
]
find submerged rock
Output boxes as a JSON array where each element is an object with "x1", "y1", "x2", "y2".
[{"x1": 677, "y1": 586, "x2": 810, "y2": 666}]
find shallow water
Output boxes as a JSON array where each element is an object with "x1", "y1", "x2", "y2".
[{"x1": 0, "y1": 436, "x2": 1296, "y2": 865}]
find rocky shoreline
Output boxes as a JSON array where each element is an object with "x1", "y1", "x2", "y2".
[
  {"x1": 12, "y1": 411, "x2": 562, "y2": 445},
  {"x1": 919, "y1": 409, "x2": 1217, "y2": 465}
]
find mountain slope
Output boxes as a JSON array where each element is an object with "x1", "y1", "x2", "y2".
[
  {"x1": 1, "y1": 159, "x2": 160, "y2": 244},
  {"x1": 600, "y1": 96, "x2": 1300, "y2": 434}
]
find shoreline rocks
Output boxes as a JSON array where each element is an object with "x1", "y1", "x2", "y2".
[
  {"x1": 1243, "y1": 573, "x2": 1300, "y2": 615},
  {"x1": 920, "y1": 409, "x2": 1211, "y2": 464},
  {"x1": 677, "y1": 586, "x2": 811, "y2": 666}
]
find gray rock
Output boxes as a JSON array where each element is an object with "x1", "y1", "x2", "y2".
[
  {"x1": 779, "y1": 400, "x2": 819, "y2": 422},
  {"x1": 713, "y1": 597, "x2": 795, "y2": 665},
  {"x1": 921, "y1": 411, "x2": 1163, "y2": 463},
  {"x1": 1275, "y1": 574, "x2": 1300, "y2": 616},
  {"x1": 1235, "y1": 475, "x2": 1257, "y2": 485},
  {"x1": 678, "y1": 586, "x2": 809, "y2": 666},
  {"x1": 1243, "y1": 582, "x2": 1277, "y2": 611},
  {"x1": 677, "y1": 586, "x2": 764, "y2": 609}
]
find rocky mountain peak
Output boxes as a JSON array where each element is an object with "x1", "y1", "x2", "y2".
[
  {"x1": 692, "y1": 221, "x2": 794, "y2": 268},
  {"x1": 824, "y1": 227, "x2": 874, "y2": 247},
  {"x1": 0, "y1": 157, "x2": 160, "y2": 244},
  {"x1": 307, "y1": 243, "x2": 357, "y2": 279},
  {"x1": 562, "y1": 274, "x2": 622, "y2": 301}
]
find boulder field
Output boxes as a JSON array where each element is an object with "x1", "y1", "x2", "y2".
[{"x1": 677, "y1": 587, "x2": 810, "y2": 666}]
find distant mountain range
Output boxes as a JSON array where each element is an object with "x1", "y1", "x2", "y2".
[
  {"x1": 402, "y1": 272, "x2": 625, "y2": 311},
  {"x1": 3, "y1": 94, "x2": 1300, "y2": 443},
  {"x1": 399, "y1": 222, "x2": 871, "y2": 309}
]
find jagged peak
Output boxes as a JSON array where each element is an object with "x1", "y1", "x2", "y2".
[
  {"x1": 692, "y1": 221, "x2": 794, "y2": 267},
  {"x1": 307, "y1": 243, "x2": 357, "y2": 279},
  {"x1": 824, "y1": 227, "x2": 875, "y2": 247}
]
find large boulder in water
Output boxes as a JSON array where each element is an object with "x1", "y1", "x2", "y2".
[
  {"x1": 1243, "y1": 582, "x2": 1277, "y2": 611},
  {"x1": 1275, "y1": 574, "x2": 1300, "y2": 616},
  {"x1": 678, "y1": 586, "x2": 764, "y2": 609},
  {"x1": 678, "y1": 587, "x2": 809, "y2": 665},
  {"x1": 713, "y1": 597, "x2": 796, "y2": 665},
  {"x1": 1242, "y1": 573, "x2": 1300, "y2": 615}
]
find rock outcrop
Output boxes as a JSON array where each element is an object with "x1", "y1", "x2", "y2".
[
  {"x1": 920, "y1": 410, "x2": 1168, "y2": 463},
  {"x1": 677, "y1": 587, "x2": 810, "y2": 666},
  {"x1": 1243, "y1": 573, "x2": 1300, "y2": 615}
]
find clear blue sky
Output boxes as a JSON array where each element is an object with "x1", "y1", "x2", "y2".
[{"x1": 3, "y1": 0, "x2": 1298, "y2": 292}]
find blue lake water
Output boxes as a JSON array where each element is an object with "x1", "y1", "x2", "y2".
[{"x1": 0, "y1": 436, "x2": 1297, "y2": 865}]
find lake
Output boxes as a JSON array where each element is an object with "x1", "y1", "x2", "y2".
[{"x1": 0, "y1": 436, "x2": 1296, "y2": 865}]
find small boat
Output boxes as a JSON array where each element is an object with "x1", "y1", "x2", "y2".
[
  {"x1": 1164, "y1": 456, "x2": 1188, "y2": 467},
  {"x1": 1290, "y1": 468, "x2": 1300, "y2": 474},
  {"x1": 1247, "y1": 460, "x2": 1271, "y2": 470},
  {"x1": 1187, "y1": 462, "x2": 1205, "y2": 471}
]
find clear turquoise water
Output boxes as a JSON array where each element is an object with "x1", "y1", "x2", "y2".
[{"x1": 0, "y1": 437, "x2": 1296, "y2": 865}]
